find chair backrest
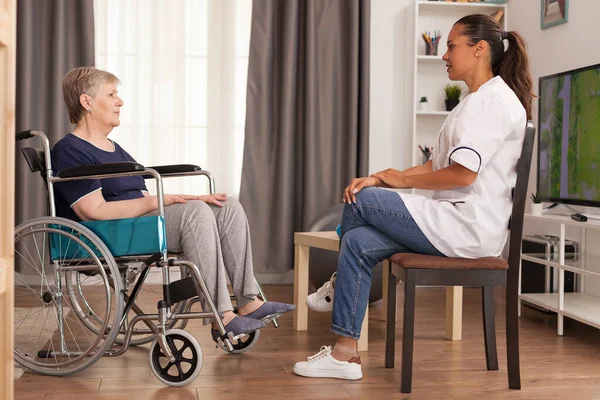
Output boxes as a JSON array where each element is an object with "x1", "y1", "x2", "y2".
[{"x1": 507, "y1": 121, "x2": 536, "y2": 272}]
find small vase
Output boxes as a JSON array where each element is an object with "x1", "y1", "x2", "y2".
[
  {"x1": 531, "y1": 203, "x2": 543, "y2": 216},
  {"x1": 418, "y1": 102, "x2": 429, "y2": 112},
  {"x1": 445, "y1": 99, "x2": 459, "y2": 111}
]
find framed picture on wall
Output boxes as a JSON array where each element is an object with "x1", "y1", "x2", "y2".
[{"x1": 541, "y1": 0, "x2": 568, "y2": 29}]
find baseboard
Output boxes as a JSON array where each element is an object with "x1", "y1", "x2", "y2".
[{"x1": 255, "y1": 269, "x2": 294, "y2": 285}]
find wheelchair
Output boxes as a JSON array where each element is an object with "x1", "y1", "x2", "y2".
[{"x1": 13, "y1": 130, "x2": 279, "y2": 386}]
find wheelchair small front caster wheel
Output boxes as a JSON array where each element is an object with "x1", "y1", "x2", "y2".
[{"x1": 149, "y1": 329, "x2": 203, "y2": 386}]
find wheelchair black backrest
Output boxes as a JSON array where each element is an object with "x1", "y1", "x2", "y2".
[
  {"x1": 21, "y1": 147, "x2": 52, "y2": 214},
  {"x1": 22, "y1": 147, "x2": 47, "y2": 175}
]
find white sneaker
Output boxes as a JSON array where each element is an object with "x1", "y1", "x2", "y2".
[
  {"x1": 293, "y1": 345, "x2": 362, "y2": 380},
  {"x1": 306, "y1": 272, "x2": 336, "y2": 312}
]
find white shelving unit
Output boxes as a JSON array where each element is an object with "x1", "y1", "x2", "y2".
[
  {"x1": 411, "y1": 0, "x2": 508, "y2": 170},
  {"x1": 519, "y1": 214, "x2": 600, "y2": 335},
  {"x1": 416, "y1": 111, "x2": 450, "y2": 116}
]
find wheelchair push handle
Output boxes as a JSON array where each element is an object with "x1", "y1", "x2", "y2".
[
  {"x1": 16, "y1": 130, "x2": 49, "y2": 144},
  {"x1": 16, "y1": 130, "x2": 34, "y2": 141}
]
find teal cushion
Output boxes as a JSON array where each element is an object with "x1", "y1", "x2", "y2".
[{"x1": 50, "y1": 216, "x2": 167, "y2": 260}]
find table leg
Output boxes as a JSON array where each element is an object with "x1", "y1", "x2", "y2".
[
  {"x1": 445, "y1": 286, "x2": 463, "y2": 341},
  {"x1": 358, "y1": 307, "x2": 369, "y2": 352},
  {"x1": 293, "y1": 244, "x2": 309, "y2": 331}
]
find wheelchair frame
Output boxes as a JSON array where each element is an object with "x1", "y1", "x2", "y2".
[{"x1": 14, "y1": 130, "x2": 274, "y2": 385}]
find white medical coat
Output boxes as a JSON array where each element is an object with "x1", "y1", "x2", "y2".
[{"x1": 400, "y1": 76, "x2": 527, "y2": 258}]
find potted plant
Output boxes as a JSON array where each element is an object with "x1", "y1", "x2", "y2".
[
  {"x1": 418, "y1": 96, "x2": 428, "y2": 112},
  {"x1": 443, "y1": 84, "x2": 462, "y2": 111},
  {"x1": 530, "y1": 192, "x2": 543, "y2": 216}
]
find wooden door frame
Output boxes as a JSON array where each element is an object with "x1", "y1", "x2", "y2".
[{"x1": 0, "y1": 0, "x2": 16, "y2": 398}]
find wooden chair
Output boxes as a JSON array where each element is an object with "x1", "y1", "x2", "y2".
[{"x1": 384, "y1": 121, "x2": 536, "y2": 393}]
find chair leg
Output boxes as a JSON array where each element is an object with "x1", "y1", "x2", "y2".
[
  {"x1": 385, "y1": 264, "x2": 397, "y2": 368},
  {"x1": 506, "y1": 285, "x2": 522, "y2": 389},
  {"x1": 482, "y1": 286, "x2": 498, "y2": 370},
  {"x1": 401, "y1": 270, "x2": 416, "y2": 394}
]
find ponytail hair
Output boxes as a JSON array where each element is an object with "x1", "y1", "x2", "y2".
[{"x1": 455, "y1": 14, "x2": 534, "y2": 119}]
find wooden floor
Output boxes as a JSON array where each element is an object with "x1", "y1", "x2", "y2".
[{"x1": 14, "y1": 284, "x2": 600, "y2": 400}]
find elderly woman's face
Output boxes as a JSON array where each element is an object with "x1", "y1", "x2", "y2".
[{"x1": 89, "y1": 82, "x2": 124, "y2": 128}]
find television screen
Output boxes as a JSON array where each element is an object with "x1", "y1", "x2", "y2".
[{"x1": 537, "y1": 63, "x2": 600, "y2": 207}]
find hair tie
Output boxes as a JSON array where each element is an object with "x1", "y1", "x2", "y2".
[{"x1": 502, "y1": 31, "x2": 509, "y2": 40}]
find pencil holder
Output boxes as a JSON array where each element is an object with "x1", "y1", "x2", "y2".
[{"x1": 425, "y1": 41, "x2": 439, "y2": 56}]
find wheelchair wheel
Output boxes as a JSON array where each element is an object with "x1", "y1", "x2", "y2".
[
  {"x1": 13, "y1": 217, "x2": 124, "y2": 376},
  {"x1": 149, "y1": 329, "x2": 203, "y2": 386}
]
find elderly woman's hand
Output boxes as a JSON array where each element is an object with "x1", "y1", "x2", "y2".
[
  {"x1": 195, "y1": 193, "x2": 228, "y2": 207},
  {"x1": 163, "y1": 193, "x2": 228, "y2": 207},
  {"x1": 163, "y1": 194, "x2": 189, "y2": 206}
]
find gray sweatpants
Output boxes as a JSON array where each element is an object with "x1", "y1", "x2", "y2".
[{"x1": 151, "y1": 198, "x2": 258, "y2": 314}]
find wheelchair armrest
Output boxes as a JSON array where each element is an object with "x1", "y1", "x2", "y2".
[
  {"x1": 57, "y1": 162, "x2": 145, "y2": 178},
  {"x1": 143, "y1": 164, "x2": 215, "y2": 194},
  {"x1": 143, "y1": 164, "x2": 203, "y2": 178}
]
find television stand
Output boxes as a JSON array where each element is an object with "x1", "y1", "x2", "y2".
[
  {"x1": 520, "y1": 213, "x2": 600, "y2": 336},
  {"x1": 542, "y1": 203, "x2": 600, "y2": 220},
  {"x1": 584, "y1": 213, "x2": 600, "y2": 221}
]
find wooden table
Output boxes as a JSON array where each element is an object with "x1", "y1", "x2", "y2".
[{"x1": 293, "y1": 231, "x2": 463, "y2": 352}]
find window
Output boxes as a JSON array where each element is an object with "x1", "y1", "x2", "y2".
[{"x1": 94, "y1": 0, "x2": 252, "y2": 196}]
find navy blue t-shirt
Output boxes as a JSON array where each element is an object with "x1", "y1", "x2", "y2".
[{"x1": 51, "y1": 133, "x2": 147, "y2": 221}]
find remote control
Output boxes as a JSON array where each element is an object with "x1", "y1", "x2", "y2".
[{"x1": 571, "y1": 213, "x2": 588, "y2": 222}]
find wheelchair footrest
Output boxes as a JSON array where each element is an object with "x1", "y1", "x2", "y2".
[
  {"x1": 215, "y1": 333, "x2": 237, "y2": 350},
  {"x1": 168, "y1": 277, "x2": 198, "y2": 304},
  {"x1": 259, "y1": 313, "x2": 284, "y2": 324}
]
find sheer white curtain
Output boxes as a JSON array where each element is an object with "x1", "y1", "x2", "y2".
[{"x1": 93, "y1": 0, "x2": 252, "y2": 197}]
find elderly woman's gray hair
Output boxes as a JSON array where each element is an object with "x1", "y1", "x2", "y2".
[{"x1": 62, "y1": 67, "x2": 120, "y2": 124}]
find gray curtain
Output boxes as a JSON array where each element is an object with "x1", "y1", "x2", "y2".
[
  {"x1": 15, "y1": 0, "x2": 95, "y2": 271},
  {"x1": 240, "y1": 0, "x2": 370, "y2": 274}
]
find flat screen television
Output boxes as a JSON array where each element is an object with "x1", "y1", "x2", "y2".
[{"x1": 537, "y1": 63, "x2": 600, "y2": 207}]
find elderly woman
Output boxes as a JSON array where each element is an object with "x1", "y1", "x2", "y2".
[{"x1": 52, "y1": 66, "x2": 294, "y2": 340}]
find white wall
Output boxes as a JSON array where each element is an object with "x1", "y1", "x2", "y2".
[
  {"x1": 508, "y1": 0, "x2": 598, "y2": 104},
  {"x1": 369, "y1": 0, "x2": 414, "y2": 175}
]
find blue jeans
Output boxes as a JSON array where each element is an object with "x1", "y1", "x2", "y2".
[{"x1": 330, "y1": 187, "x2": 443, "y2": 339}]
